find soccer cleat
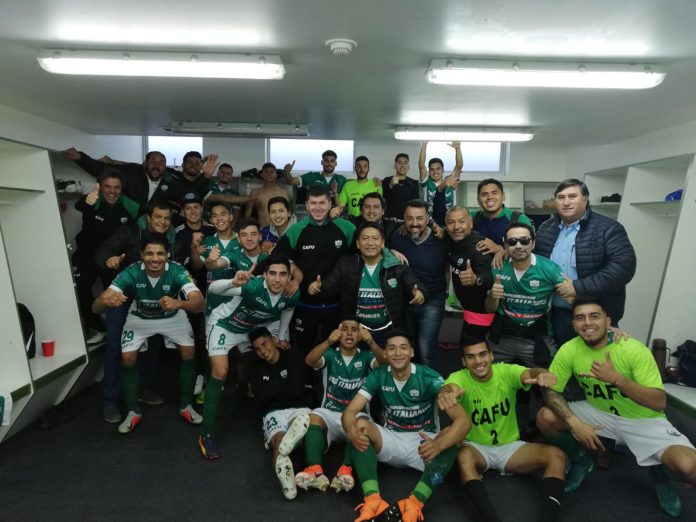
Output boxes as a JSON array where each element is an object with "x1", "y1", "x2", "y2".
[
  {"x1": 179, "y1": 405, "x2": 203, "y2": 425},
  {"x1": 330, "y1": 464, "x2": 355, "y2": 493},
  {"x1": 118, "y1": 411, "x2": 142, "y2": 434},
  {"x1": 275, "y1": 454, "x2": 297, "y2": 500},
  {"x1": 354, "y1": 493, "x2": 389, "y2": 522},
  {"x1": 296, "y1": 465, "x2": 330, "y2": 491},
  {"x1": 651, "y1": 465, "x2": 681, "y2": 517},
  {"x1": 397, "y1": 494, "x2": 425, "y2": 522},
  {"x1": 564, "y1": 451, "x2": 594, "y2": 493},
  {"x1": 198, "y1": 434, "x2": 220, "y2": 460},
  {"x1": 278, "y1": 413, "x2": 310, "y2": 456}
]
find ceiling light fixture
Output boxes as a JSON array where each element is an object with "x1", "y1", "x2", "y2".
[
  {"x1": 161, "y1": 121, "x2": 309, "y2": 137},
  {"x1": 425, "y1": 59, "x2": 665, "y2": 89},
  {"x1": 37, "y1": 49, "x2": 285, "y2": 79},
  {"x1": 394, "y1": 126, "x2": 534, "y2": 142}
]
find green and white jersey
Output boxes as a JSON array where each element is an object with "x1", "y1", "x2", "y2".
[
  {"x1": 110, "y1": 261, "x2": 198, "y2": 320},
  {"x1": 421, "y1": 177, "x2": 455, "y2": 215},
  {"x1": 359, "y1": 363, "x2": 444, "y2": 433},
  {"x1": 551, "y1": 337, "x2": 665, "y2": 420},
  {"x1": 445, "y1": 363, "x2": 530, "y2": 445},
  {"x1": 339, "y1": 179, "x2": 383, "y2": 217},
  {"x1": 492, "y1": 254, "x2": 565, "y2": 327},
  {"x1": 300, "y1": 171, "x2": 348, "y2": 202},
  {"x1": 356, "y1": 261, "x2": 390, "y2": 329},
  {"x1": 319, "y1": 347, "x2": 376, "y2": 412},
  {"x1": 209, "y1": 276, "x2": 300, "y2": 334},
  {"x1": 201, "y1": 234, "x2": 240, "y2": 316}
]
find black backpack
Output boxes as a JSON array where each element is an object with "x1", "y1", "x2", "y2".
[
  {"x1": 674, "y1": 340, "x2": 696, "y2": 387},
  {"x1": 17, "y1": 303, "x2": 36, "y2": 359}
]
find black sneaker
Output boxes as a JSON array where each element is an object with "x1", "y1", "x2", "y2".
[
  {"x1": 138, "y1": 389, "x2": 164, "y2": 405},
  {"x1": 198, "y1": 434, "x2": 221, "y2": 460},
  {"x1": 102, "y1": 404, "x2": 122, "y2": 424}
]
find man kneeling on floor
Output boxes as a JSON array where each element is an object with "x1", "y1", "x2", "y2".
[
  {"x1": 92, "y1": 232, "x2": 205, "y2": 434},
  {"x1": 439, "y1": 336, "x2": 567, "y2": 522},
  {"x1": 248, "y1": 327, "x2": 311, "y2": 500},
  {"x1": 538, "y1": 297, "x2": 696, "y2": 518},
  {"x1": 342, "y1": 331, "x2": 470, "y2": 522},
  {"x1": 295, "y1": 319, "x2": 387, "y2": 494}
]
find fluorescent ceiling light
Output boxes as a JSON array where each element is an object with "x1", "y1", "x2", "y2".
[
  {"x1": 426, "y1": 59, "x2": 665, "y2": 89},
  {"x1": 394, "y1": 127, "x2": 534, "y2": 142},
  {"x1": 37, "y1": 49, "x2": 285, "y2": 79},
  {"x1": 161, "y1": 122, "x2": 309, "y2": 137}
]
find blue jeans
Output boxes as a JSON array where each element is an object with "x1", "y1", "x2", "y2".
[
  {"x1": 407, "y1": 295, "x2": 446, "y2": 370},
  {"x1": 103, "y1": 303, "x2": 129, "y2": 406}
]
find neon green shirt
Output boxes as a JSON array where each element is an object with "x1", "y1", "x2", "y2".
[
  {"x1": 550, "y1": 337, "x2": 665, "y2": 419},
  {"x1": 339, "y1": 179, "x2": 383, "y2": 217},
  {"x1": 445, "y1": 363, "x2": 529, "y2": 445}
]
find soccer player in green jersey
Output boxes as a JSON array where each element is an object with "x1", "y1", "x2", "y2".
[
  {"x1": 284, "y1": 149, "x2": 348, "y2": 208},
  {"x1": 295, "y1": 319, "x2": 387, "y2": 494},
  {"x1": 342, "y1": 331, "x2": 471, "y2": 522},
  {"x1": 439, "y1": 337, "x2": 567, "y2": 522},
  {"x1": 334, "y1": 156, "x2": 383, "y2": 218},
  {"x1": 197, "y1": 253, "x2": 300, "y2": 460},
  {"x1": 537, "y1": 298, "x2": 696, "y2": 517},
  {"x1": 93, "y1": 233, "x2": 205, "y2": 434},
  {"x1": 418, "y1": 141, "x2": 462, "y2": 226}
]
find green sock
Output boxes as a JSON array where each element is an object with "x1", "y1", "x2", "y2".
[
  {"x1": 349, "y1": 442, "x2": 379, "y2": 496},
  {"x1": 413, "y1": 445, "x2": 458, "y2": 503},
  {"x1": 342, "y1": 444, "x2": 353, "y2": 466},
  {"x1": 304, "y1": 424, "x2": 325, "y2": 466},
  {"x1": 121, "y1": 365, "x2": 141, "y2": 413},
  {"x1": 548, "y1": 432, "x2": 584, "y2": 460},
  {"x1": 179, "y1": 358, "x2": 197, "y2": 408},
  {"x1": 200, "y1": 377, "x2": 224, "y2": 435}
]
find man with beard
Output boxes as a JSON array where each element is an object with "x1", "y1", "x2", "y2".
[
  {"x1": 382, "y1": 153, "x2": 420, "y2": 220},
  {"x1": 246, "y1": 162, "x2": 293, "y2": 227},
  {"x1": 349, "y1": 192, "x2": 401, "y2": 243},
  {"x1": 205, "y1": 162, "x2": 250, "y2": 224},
  {"x1": 63, "y1": 147, "x2": 176, "y2": 207},
  {"x1": 167, "y1": 151, "x2": 219, "y2": 209},
  {"x1": 334, "y1": 156, "x2": 382, "y2": 218},
  {"x1": 284, "y1": 150, "x2": 348, "y2": 208}
]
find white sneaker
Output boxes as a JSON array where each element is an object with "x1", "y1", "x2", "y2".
[
  {"x1": 86, "y1": 330, "x2": 105, "y2": 345},
  {"x1": 194, "y1": 374, "x2": 205, "y2": 396},
  {"x1": 118, "y1": 411, "x2": 142, "y2": 434},
  {"x1": 179, "y1": 404, "x2": 203, "y2": 425},
  {"x1": 275, "y1": 455, "x2": 297, "y2": 500},
  {"x1": 278, "y1": 413, "x2": 310, "y2": 456}
]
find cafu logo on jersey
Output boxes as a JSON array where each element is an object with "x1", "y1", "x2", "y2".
[
  {"x1": 162, "y1": 285, "x2": 170, "y2": 291},
  {"x1": 161, "y1": 184, "x2": 168, "y2": 191},
  {"x1": 136, "y1": 283, "x2": 146, "y2": 288},
  {"x1": 280, "y1": 369, "x2": 288, "y2": 379},
  {"x1": 457, "y1": 258, "x2": 464, "y2": 266},
  {"x1": 387, "y1": 278, "x2": 397, "y2": 288},
  {"x1": 530, "y1": 280, "x2": 540, "y2": 288},
  {"x1": 120, "y1": 217, "x2": 128, "y2": 223},
  {"x1": 334, "y1": 240, "x2": 343, "y2": 248},
  {"x1": 354, "y1": 361, "x2": 363, "y2": 369},
  {"x1": 409, "y1": 389, "x2": 420, "y2": 398}
]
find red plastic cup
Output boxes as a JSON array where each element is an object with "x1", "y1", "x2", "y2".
[{"x1": 41, "y1": 339, "x2": 55, "y2": 357}]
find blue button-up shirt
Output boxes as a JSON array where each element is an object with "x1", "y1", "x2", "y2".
[{"x1": 550, "y1": 218, "x2": 581, "y2": 308}]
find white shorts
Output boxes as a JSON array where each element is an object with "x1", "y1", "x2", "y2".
[
  {"x1": 206, "y1": 324, "x2": 252, "y2": 355},
  {"x1": 312, "y1": 408, "x2": 368, "y2": 447},
  {"x1": 262, "y1": 407, "x2": 312, "y2": 448},
  {"x1": 569, "y1": 401, "x2": 695, "y2": 466},
  {"x1": 374, "y1": 426, "x2": 437, "y2": 472},
  {"x1": 121, "y1": 311, "x2": 193, "y2": 353},
  {"x1": 464, "y1": 440, "x2": 527, "y2": 473}
]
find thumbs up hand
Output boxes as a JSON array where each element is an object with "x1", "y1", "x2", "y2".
[
  {"x1": 459, "y1": 259, "x2": 478, "y2": 287},
  {"x1": 409, "y1": 284, "x2": 425, "y2": 305},
  {"x1": 85, "y1": 183, "x2": 100, "y2": 206},
  {"x1": 490, "y1": 274, "x2": 504, "y2": 299},
  {"x1": 308, "y1": 275, "x2": 322, "y2": 295},
  {"x1": 417, "y1": 431, "x2": 441, "y2": 463}
]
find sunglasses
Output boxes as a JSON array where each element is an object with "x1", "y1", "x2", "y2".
[{"x1": 505, "y1": 236, "x2": 533, "y2": 246}]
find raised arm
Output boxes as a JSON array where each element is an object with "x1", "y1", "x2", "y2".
[
  {"x1": 418, "y1": 141, "x2": 428, "y2": 182},
  {"x1": 306, "y1": 327, "x2": 342, "y2": 368}
]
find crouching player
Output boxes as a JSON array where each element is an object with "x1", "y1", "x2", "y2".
[
  {"x1": 295, "y1": 319, "x2": 387, "y2": 493},
  {"x1": 342, "y1": 331, "x2": 470, "y2": 522},
  {"x1": 248, "y1": 328, "x2": 311, "y2": 500},
  {"x1": 93, "y1": 232, "x2": 205, "y2": 434},
  {"x1": 439, "y1": 337, "x2": 567, "y2": 522}
]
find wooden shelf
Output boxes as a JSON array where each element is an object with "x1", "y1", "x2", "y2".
[{"x1": 629, "y1": 200, "x2": 680, "y2": 217}]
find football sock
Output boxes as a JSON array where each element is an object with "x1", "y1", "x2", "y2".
[
  {"x1": 304, "y1": 424, "x2": 325, "y2": 466},
  {"x1": 463, "y1": 479, "x2": 501, "y2": 522},
  {"x1": 200, "y1": 377, "x2": 224, "y2": 434},
  {"x1": 179, "y1": 358, "x2": 197, "y2": 408},
  {"x1": 350, "y1": 442, "x2": 379, "y2": 496},
  {"x1": 121, "y1": 364, "x2": 141, "y2": 414},
  {"x1": 413, "y1": 445, "x2": 458, "y2": 503},
  {"x1": 540, "y1": 477, "x2": 564, "y2": 522}
]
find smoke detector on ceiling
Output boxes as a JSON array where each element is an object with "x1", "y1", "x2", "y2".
[{"x1": 325, "y1": 38, "x2": 357, "y2": 56}]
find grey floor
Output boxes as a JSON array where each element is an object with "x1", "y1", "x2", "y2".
[{"x1": 0, "y1": 347, "x2": 694, "y2": 522}]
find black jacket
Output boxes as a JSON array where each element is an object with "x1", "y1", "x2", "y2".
[
  {"x1": 319, "y1": 249, "x2": 426, "y2": 331},
  {"x1": 534, "y1": 208, "x2": 636, "y2": 323},
  {"x1": 446, "y1": 231, "x2": 493, "y2": 313}
]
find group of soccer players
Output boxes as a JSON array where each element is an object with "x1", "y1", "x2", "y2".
[{"x1": 86, "y1": 155, "x2": 696, "y2": 522}]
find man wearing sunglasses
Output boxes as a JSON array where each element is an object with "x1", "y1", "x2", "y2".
[{"x1": 485, "y1": 222, "x2": 570, "y2": 370}]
